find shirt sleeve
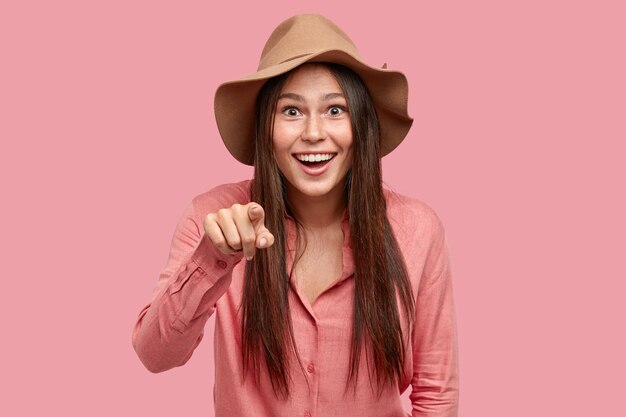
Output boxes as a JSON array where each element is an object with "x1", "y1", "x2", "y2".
[
  {"x1": 131, "y1": 184, "x2": 246, "y2": 373},
  {"x1": 410, "y1": 215, "x2": 460, "y2": 416}
]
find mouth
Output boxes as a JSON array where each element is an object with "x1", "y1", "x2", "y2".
[{"x1": 293, "y1": 153, "x2": 336, "y2": 169}]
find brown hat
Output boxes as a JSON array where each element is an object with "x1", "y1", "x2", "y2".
[{"x1": 214, "y1": 14, "x2": 413, "y2": 165}]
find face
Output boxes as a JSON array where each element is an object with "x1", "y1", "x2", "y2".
[{"x1": 272, "y1": 64, "x2": 353, "y2": 203}]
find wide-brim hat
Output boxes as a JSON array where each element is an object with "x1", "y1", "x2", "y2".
[{"x1": 214, "y1": 13, "x2": 413, "y2": 166}]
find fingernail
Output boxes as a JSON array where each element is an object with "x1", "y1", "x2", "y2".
[
  {"x1": 246, "y1": 255, "x2": 253, "y2": 261},
  {"x1": 259, "y1": 238, "x2": 267, "y2": 248}
]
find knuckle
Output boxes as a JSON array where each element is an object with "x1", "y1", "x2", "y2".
[
  {"x1": 217, "y1": 208, "x2": 231, "y2": 219},
  {"x1": 241, "y1": 234, "x2": 255, "y2": 245},
  {"x1": 227, "y1": 236, "x2": 241, "y2": 248},
  {"x1": 204, "y1": 213, "x2": 215, "y2": 226},
  {"x1": 211, "y1": 234, "x2": 226, "y2": 247}
]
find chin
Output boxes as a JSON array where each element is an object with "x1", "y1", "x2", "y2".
[{"x1": 288, "y1": 178, "x2": 345, "y2": 199}]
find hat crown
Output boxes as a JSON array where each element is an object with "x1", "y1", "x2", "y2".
[{"x1": 258, "y1": 14, "x2": 361, "y2": 70}]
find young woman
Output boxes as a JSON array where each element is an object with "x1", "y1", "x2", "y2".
[{"x1": 132, "y1": 14, "x2": 459, "y2": 417}]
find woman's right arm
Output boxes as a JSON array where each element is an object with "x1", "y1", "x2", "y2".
[
  {"x1": 131, "y1": 193, "x2": 245, "y2": 373},
  {"x1": 131, "y1": 182, "x2": 275, "y2": 373}
]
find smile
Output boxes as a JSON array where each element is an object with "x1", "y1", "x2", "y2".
[
  {"x1": 292, "y1": 153, "x2": 337, "y2": 176},
  {"x1": 294, "y1": 153, "x2": 336, "y2": 163}
]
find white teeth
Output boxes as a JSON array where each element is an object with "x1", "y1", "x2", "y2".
[{"x1": 295, "y1": 153, "x2": 334, "y2": 162}]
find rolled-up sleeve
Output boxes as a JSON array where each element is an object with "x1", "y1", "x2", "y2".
[{"x1": 410, "y1": 216, "x2": 459, "y2": 416}]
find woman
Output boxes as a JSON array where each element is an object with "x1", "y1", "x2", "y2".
[{"x1": 132, "y1": 14, "x2": 459, "y2": 417}]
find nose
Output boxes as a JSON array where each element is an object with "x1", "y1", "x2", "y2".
[{"x1": 301, "y1": 114, "x2": 325, "y2": 142}]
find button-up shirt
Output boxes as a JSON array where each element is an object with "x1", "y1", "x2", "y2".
[{"x1": 132, "y1": 180, "x2": 459, "y2": 416}]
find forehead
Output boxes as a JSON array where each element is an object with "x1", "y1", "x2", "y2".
[{"x1": 280, "y1": 64, "x2": 343, "y2": 94}]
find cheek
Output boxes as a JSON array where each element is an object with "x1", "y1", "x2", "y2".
[
  {"x1": 345, "y1": 150, "x2": 354, "y2": 170},
  {"x1": 333, "y1": 120, "x2": 353, "y2": 147},
  {"x1": 271, "y1": 138, "x2": 291, "y2": 170},
  {"x1": 343, "y1": 139, "x2": 354, "y2": 169},
  {"x1": 272, "y1": 123, "x2": 300, "y2": 162},
  {"x1": 271, "y1": 137, "x2": 287, "y2": 157},
  {"x1": 342, "y1": 134, "x2": 354, "y2": 155},
  {"x1": 271, "y1": 124, "x2": 289, "y2": 150}
]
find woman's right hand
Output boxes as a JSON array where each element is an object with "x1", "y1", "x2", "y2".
[{"x1": 203, "y1": 203, "x2": 275, "y2": 260}]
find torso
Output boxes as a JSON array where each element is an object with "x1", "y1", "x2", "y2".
[
  {"x1": 293, "y1": 224, "x2": 344, "y2": 305},
  {"x1": 197, "y1": 180, "x2": 447, "y2": 416}
]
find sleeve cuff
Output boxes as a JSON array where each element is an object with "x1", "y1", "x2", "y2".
[{"x1": 190, "y1": 234, "x2": 244, "y2": 284}]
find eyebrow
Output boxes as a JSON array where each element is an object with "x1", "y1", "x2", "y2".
[{"x1": 277, "y1": 92, "x2": 345, "y2": 101}]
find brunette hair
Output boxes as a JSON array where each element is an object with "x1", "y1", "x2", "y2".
[{"x1": 241, "y1": 63, "x2": 415, "y2": 399}]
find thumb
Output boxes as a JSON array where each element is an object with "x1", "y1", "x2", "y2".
[{"x1": 256, "y1": 226, "x2": 275, "y2": 249}]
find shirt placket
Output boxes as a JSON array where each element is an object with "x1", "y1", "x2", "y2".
[{"x1": 284, "y1": 214, "x2": 354, "y2": 417}]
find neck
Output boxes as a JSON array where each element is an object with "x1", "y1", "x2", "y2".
[{"x1": 286, "y1": 185, "x2": 347, "y2": 230}]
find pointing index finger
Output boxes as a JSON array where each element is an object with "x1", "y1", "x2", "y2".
[{"x1": 247, "y1": 204, "x2": 274, "y2": 250}]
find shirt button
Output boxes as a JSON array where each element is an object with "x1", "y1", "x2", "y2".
[
  {"x1": 216, "y1": 260, "x2": 228, "y2": 269},
  {"x1": 307, "y1": 364, "x2": 315, "y2": 373}
]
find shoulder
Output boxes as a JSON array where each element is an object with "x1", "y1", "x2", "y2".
[
  {"x1": 190, "y1": 179, "x2": 253, "y2": 216},
  {"x1": 383, "y1": 187, "x2": 446, "y2": 243}
]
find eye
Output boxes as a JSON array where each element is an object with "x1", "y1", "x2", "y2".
[
  {"x1": 281, "y1": 106, "x2": 301, "y2": 117},
  {"x1": 328, "y1": 106, "x2": 346, "y2": 116}
]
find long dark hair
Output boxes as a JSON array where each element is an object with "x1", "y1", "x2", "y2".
[{"x1": 241, "y1": 62, "x2": 415, "y2": 399}]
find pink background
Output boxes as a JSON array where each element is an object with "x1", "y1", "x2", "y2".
[{"x1": 2, "y1": 0, "x2": 625, "y2": 415}]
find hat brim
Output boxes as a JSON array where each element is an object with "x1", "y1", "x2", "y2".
[{"x1": 214, "y1": 49, "x2": 413, "y2": 165}]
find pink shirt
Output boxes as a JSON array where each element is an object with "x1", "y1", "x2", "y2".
[{"x1": 132, "y1": 180, "x2": 459, "y2": 417}]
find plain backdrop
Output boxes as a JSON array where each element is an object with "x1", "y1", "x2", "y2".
[{"x1": 2, "y1": 1, "x2": 625, "y2": 416}]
